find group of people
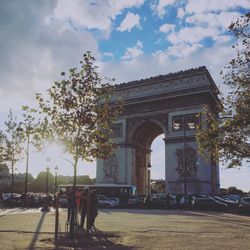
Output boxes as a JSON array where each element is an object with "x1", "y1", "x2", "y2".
[{"x1": 66, "y1": 188, "x2": 98, "y2": 230}]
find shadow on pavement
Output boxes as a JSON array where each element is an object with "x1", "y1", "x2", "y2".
[
  {"x1": 28, "y1": 211, "x2": 47, "y2": 249},
  {"x1": 42, "y1": 226, "x2": 133, "y2": 249},
  {"x1": 0, "y1": 208, "x2": 22, "y2": 218}
]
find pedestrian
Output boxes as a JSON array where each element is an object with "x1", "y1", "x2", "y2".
[
  {"x1": 165, "y1": 194, "x2": 171, "y2": 209},
  {"x1": 89, "y1": 189, "x2": 98, "y2": 229},
  {"x1": 75, "y1": 189, "x2": 82, "y2": 211},
  {"x1": 80, "y1": 188, "x2": 89, "y2": 228},
  {"x1": 176, "y1": 193, "x2": 182, "y2": 208},
  {"x1": 0, "y1": 192, "x2": 3, "y2": 210},
  {"x1": 67, "y1": 190, "x2": 74, "y2": 221},
  {"x1": 188, "y1": 195, "x2": 193, "y2": 209},
  {"x1": 20, "y1": 193, "x2": 25, "y2": 208}
]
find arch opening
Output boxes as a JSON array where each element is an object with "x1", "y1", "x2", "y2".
[
  {"x1": 130, "y1": 120, "x2": 165, "y2": 195},
  {"x1": 151, "y1": 134, "x2": 165, "y2": 193}
]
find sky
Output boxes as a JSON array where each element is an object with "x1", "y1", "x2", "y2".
[{"x1": 0, "y1": 0, "x2": 249, "y2": 191}]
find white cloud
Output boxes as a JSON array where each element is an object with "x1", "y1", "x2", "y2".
[
  {"x1": 159, "y1": 23, "x2": 175, "y2": 33},
  {"x1": 0, "y1": 1, "x2": 99, "y2": 108},
  {"x1": 103, "y1": 52, "x2": 115, "y2": 61},
  {"x1": 186, "y1": 11, "x2": 242, "y2": 29},
  {"x1": 100, "y1": 41, "x2": 234, "y2": 90},
  {"x1": 117, "y1": 12, "x2": 141, "y2": 32},
  {"x1": 152, "y1": 0, "x2": 177, "y2": 18},
  {"x1": 185, "y1": 0, "x2": 250, "y2": 14},
  {"x1": 54, "y1": 0, "x2": 145, "y2": 32},
  {"x1": 177, "y1": 8, "x2": 185, "y2": 19},
  {"x1": 167, "y1": 42, "x2": 203, "y2": 58},
  {"x1": 214, "y1": 35, "x2": 231, "y2": 44},
  {"x1": 168, "y1": 26, "x2": 220, "y2": 44},
  {"x1": 121, "y1": 41, "x2": 143, "y2": 61},
  {"x1": 153, "y1": 42, "x2": 202, "y2": 60}
]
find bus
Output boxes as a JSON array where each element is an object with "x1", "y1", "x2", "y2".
[{"x1": 58, "y1": 184, "x2": 137, "y2": 206}]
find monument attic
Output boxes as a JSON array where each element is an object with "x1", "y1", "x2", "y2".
[{"x1": 96, "y1": 66, "x2": 220, "y2": 195}]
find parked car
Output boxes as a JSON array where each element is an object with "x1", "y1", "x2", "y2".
[
  {"x1": 144, "y1": 196, "x2": 166, "y2": 209},
  {"x1": 98, "y1": 195, "x2": 118, "y2": 208},
  {"x1": 193, "y1": 197, "x2": 228, "y2": 211},
  {"x1": 212, "y1": 195, "x2": 237, "y2": 209},
  {"x1": 238, "y1": 197, "x2": 250, "y2": 214}
]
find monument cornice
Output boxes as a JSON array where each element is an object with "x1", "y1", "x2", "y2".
[
  {"x1": 119, "y1": 104, "x2": 204, "y2": 119},
  {"x1": 112, "y1": 66, "x2": 220, "y2": 105},
  {"x1": 118, "y1": 87, "x2": 219, "y2": 107}
]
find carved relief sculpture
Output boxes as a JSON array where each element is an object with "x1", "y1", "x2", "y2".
[
  {"x1": 103, "y1": 154, "x2": 118, "y2": 182},
  {"x1": 176, "y1": 145, "x2": 198, "y2": 178},
  {"x1": 111, "y1": 123, "x2": 122, "y2": 138}
]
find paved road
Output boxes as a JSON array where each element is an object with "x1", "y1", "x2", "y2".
[
  {"x1": 0, "y1": 208, "x2": 249, "y2": 249},
  {"x1": 0, "y1": 207, "x2": 64, "y2": 216}
]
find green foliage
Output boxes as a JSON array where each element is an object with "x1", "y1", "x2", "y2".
[
  {"x1": 196, "y1": 13, "x2": 250, "y2": 168},
  {"x1": 33, "y1": 171, "x2": 54, "y2": 185},
  {"x1": 0, "y1": 110, "x2": 24, "y2": 174},
  {"x1": 35, "y1": 51, "x2": 122, "y2": 185}
]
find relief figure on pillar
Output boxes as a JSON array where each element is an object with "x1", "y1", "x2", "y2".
[
  {"x1": 103, "y1": 154, "x2": 118, "y2": 183},
  {"x1": 176, "y1": 146, "x2": 198, "y2": 178}
]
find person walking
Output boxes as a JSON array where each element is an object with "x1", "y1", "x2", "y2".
[
  {"x1": 80, "y1": 188, "x2": 89, "y2": 229},
  {"x1": 67, "y1": 190, "x2": 74, "y2": 221},
  {"x1": 88, "y1": 189, "x2": 98, "y2": 229},
  {"x1": 165, "y1": 194, "x2": 171, "y2": 209}
]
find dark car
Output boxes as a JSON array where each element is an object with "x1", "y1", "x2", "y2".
[
  {"x1": 193, "y1": 198, "x2": 228, "y2": 211},
  {"x1": 144, "y1": 196, "x2": 166, "y2": 209},
  {"x1": 212, "y1": 195, "x2": 237, "y2": 209},
  {"x1": 238, "y1": 197, "x2": 250, "y2": 214}
]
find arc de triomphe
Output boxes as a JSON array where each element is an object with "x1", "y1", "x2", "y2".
[{"x1": 96, "y1": 66, "x2": 220, "y2": 195}]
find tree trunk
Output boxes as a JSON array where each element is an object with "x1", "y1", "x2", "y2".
[
  {"x1": 11, "y1": 160, "x2": 14, "y2": 198},
  {"x1": 69, "y1": 157, "x2": 78, "y2": 238}
]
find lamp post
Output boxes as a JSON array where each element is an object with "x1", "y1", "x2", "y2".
[
  {"x1": 54, "y1": 166, "x2": 58, "y2": 194},
  {"x1": 173, "y1": 115, "x2": 195, "y2": 207},
  {"x1": 147, "y1": 163, "x2": 151, "y2": 196},
  {"x1": 17, "y1": 126, "x2": 31, "y2": 206},
  {"x1": 46, "y1": 167, "x2": 50, "y2": 196}
]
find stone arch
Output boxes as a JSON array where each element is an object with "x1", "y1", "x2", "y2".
[
  {"x1": 127, "y1": 119, "x2": 166, "y2": 194},
  {"x1": 96, "y1": 67, "x2": 220, "y2": 195},
  {"x1": 128, "y1": 118, "x2": 166, "y2": 145}
]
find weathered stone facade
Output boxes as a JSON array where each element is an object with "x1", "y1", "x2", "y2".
[{"x1": 96, "y1": 66, "x2": 220, "y2": 195}]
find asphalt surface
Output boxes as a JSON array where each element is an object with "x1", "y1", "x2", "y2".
[{"x1": 0, "y1": 208, "x2": 249, "y2": 249}]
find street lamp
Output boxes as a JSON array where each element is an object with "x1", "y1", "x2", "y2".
[
  {"x1": 54, "y1": 166, "x2": 58, "y2": 194},
  {"x1": 147, "y1": 162, "x2": 151, "y2": 196},
  {"x1": 46, "y1": 167, "x2": 50, "y2": 196},
  {"x1": 17, "y1": 126, "x2": 32, "y2": 206},
  {"x1": 173, "y1": 115, "x2": 196, "y2": 207}
]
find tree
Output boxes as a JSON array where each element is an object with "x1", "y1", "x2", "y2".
[
  {"x1": 0, "y1": 110, "x2": 24, "y2": 195},
  {"x1": 196, "y1": 13, "x2": 250, "y2": 168},
  {"x1": 0, "y1": 130, "x2": 6, "y2": 171},
  {"x1": 36, "y1": 51, "x2": 121, "y2": 236},
  {"x1": 31, "y1": 171, "x2": 54, "y2": 193},
  {"x1": 18, "y1": 106, "x2": 41, "y2": 202}
]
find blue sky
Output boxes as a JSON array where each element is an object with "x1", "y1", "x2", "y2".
[{"x1": 0, "y1": 0, "x2": 249, "y2": 191}]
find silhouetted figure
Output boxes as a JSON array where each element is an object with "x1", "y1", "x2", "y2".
[
  {"x1": 165, "y1": 194, "x2": 171, "y2": 209},
  {"x1": 20, "y1": 193, "x2": 25, "y2": 208},
  {"x1": 144, "y1": 195, "x2": 151, "y2": 209},
  {"x1": 80, "y1": 189, "x2": 89, "y2": 228},
  {"x1": 89, "y1": 190, "x2": 98, "y2": 228},
  {"x1": 176, "y1": 194, "x2": 182, "y2": 208},
  {"x1": 67, "y1": 190, "x2": 74, "y2": 221},
  {"x1": 188, "y1": 195, "x2": 193, "y2": 209},
  {"x1": 41, "y1": 194, "x2": 51, "y2": 212}
]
